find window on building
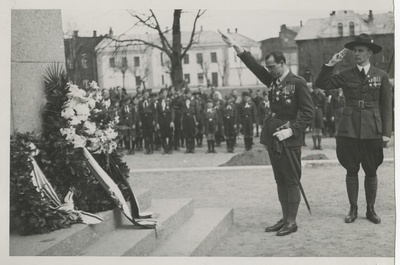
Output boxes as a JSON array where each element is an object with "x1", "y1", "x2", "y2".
[
  {"x1": 211, "y1": 72, "x2": 218, "y2": 87},
  {"x1": 196, "y1": 53, "x2": 203, "y2": 64},
  {"x1": 135, "y1": 76, "x2": 141, "y2": 86},
  {"x1": 211, "y1": 52, "x2": 217, "y2": 63},
  {"x1": 349, "y1": 22, "x2": 355, "y2": 36},
  {"x1": 122, "y1": 57, "x2": 128, "y2": 67},
  {"x1": 184, "y1": 54, "x2": 189, "y2": 64},
  {"x1": 198, "y1": 73, "x2": 204, "y2": 84},
  {"x1": 184, "y1": 74, "x2": 191, "y2": 84},
  {"x1": 338, "y1": 23, "x2": 343, "y2": 37},
  {"x1": 81, "y1": 56, "x2": 88, "y2": 69},
  {"x1": 82, "y1": 79, "x2": 89, "y2": 89},
  {"x1": 160, "y1": 52, "x2": 164, "y2": 66},
  {"x1": 66, "y1": 58, "x2": 73, "y2": 69},
  {"x1": 134, "y1": 56, "x2": 140, "y2": 67},
  {"x1": 109, "y1": 57, "x2": 115, "y2": 68}
]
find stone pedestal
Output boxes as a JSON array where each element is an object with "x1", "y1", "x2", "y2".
[{"x1": 11, "y1": 10, "x2": 65, "y2": 133}]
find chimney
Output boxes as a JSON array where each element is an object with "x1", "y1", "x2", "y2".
[
  {"x1": 330, "y1": 11, "x2": 336, "y2": 16},
  {"x1": 235, "y1": 28, "x2": 238, "y2": 33},
  {"x1": 300, "y1": 20, "x2": 303, "y2": 27},
  {"x1": 369, "y1": 10, "x2": 373, "y2": 21},
  {"x1": 281, "y1": 24, "x2": 287, "y2": 32},
  {"x1": 227, "y1": 28, "x2": 230, "y2": 33},
  {"x1": 109, "y1": 27, "x2": 113, "y2": 38},
  {"x1": 73, "y1": 30, "x2": 78, "y2": 38},
  {"x1": 93, "y1": 30, "x2": 97, "y2": 37}
]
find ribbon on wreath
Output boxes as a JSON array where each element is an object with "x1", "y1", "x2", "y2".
[
  {"x1": 29, "y1": 143, "x2": 103, "y2": 224},
  {"x1": 82, "y1": 148, "x2": 158, "y2": 231}
]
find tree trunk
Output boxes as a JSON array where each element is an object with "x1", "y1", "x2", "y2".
[{"x1": 171, "y1": 9, "x2": 184, "y2": 90}]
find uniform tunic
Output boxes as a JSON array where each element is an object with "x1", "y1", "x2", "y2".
[
  {"x1": 180, "y1": 98, "x2": 199, "y2": 138},
  {"x1": 222, "y1": 102, "x2": 237, "y2": 139},
  {"x1": 310, "y1": 90, "x2": 327, "y2": 129},
  {"x1": 239, "y1": 50, "x2": 314, "y2": 186},
  {"x1": 237, "y1": 100, "x2": 257, "y2": 137},
  {"x1": 156, "y1": 98, "x2": 175, "y2": 142}
]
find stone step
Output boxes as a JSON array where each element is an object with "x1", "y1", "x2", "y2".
[
  {"x1": 150, "y1": 208, "x2": 233, "y2": 256},
  {"x1": 79, "y1": 198, "x2": 194, "y2": 256},
  {"x1": 10, "y1": 188, "x2": 152, "y2": 256}
]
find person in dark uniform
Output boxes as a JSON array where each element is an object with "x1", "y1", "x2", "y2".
[
  {"x1": 203, "y1": 99, "x2": 219, "y2": 153},
  {"x1": 238, "y1": 91, "x2": 257, "y2": 151},
  {"x1": 156, "y1": 88, "x2": 175, "y2": 154},
  {"x1": 222, "y1": 94, "x2": 237, "y2": 153},
  {"x1": 315, "y1": 33, "x2": 392, "y2": 224},
  {"x1": 181, "y1": 88, "x2": 200, "y2": 153},
  {"x1": 258, "y1": 90, "x2": 271, "y2": 131},
  {"x1": 171, "y1": 88, "x2": 183, "y2": 151},
  {"x1": 330, "y1": 88, "x2": 345, "y2": 136},
  {"x1": 151, "y1": 92, "x2": 162, "y2": 151},
  {"x1": 193, "y1": 91, "x2": 205, "y2": 148},
  {"x1": 120, "y1": 95, "x2": 136, "y2": 154},
  {"x1": 309, "y1": 84, "x2": 327, "y2": 150},
  {"x1": 252, "y1": 90, "x2": 263, "y2": 137},
  {"x1": 220, "y1": 30, "x2": 314, "y2": 236},
  {"x1": 138, "y1": 89, "x2": 157, "y2": 154},
  {"x1": 213, "y1": 92, "x2": 225, "y2": 148}
]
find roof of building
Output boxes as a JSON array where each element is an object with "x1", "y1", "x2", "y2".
[{"x1": 295, "y1": 11, "x2": 394, "y2": 41}]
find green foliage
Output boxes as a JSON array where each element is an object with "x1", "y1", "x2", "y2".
[
  {"x1": 9, "y1": 63, "x2": 132, "y2": 235},
  {"x1": 10, "y1": 132, "x2": 75, "y2": 235}
]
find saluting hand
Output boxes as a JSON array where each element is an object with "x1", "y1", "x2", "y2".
[
  {"x1": 218, "y1": 29, "x2": 236, "y2": 47},
  {"x1": 327, "y1": 48, "x2": 348, "y2": 66}
]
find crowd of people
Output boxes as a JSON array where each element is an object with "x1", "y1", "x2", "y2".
[{"x1": 101, "y1": 82, "x2": 345, "y2": 155}]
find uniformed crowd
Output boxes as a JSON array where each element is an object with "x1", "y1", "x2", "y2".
[{"x1": 102, "y1": 85, "x2": 277, "y2": 155}]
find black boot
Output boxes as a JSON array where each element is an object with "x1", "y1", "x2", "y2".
[
  {"x1": 266, "y1": 185, "x2": 287, "y2": 232},
  {"x1": 345, "y1": 176, "x2": 359, "y2": 223},
  {"x1": 317, "y1": 135, "x2": 322, "y2": 150},
  {"x1": 312, "y1": 135, "x2": 317, "y2": 149},
  {"x1": 211, "y1": 140, "x2": 216, "y2": 153},
  {"x1": 206, "y1": 140, "x2": 211, "y2": 153},
  {"x1": 277, "y1": 186, "x2": 300, "y2": 236},
  {"x1": 365, "y1": 177, "x2": 381, "y2": 224}
]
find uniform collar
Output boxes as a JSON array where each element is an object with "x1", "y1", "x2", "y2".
[
  {"x1": 357, "y1": 63, "x2": 370, "y2": 74},
  {"x1": 277, "y1": 68, "x2": 290, "y2": 84}
]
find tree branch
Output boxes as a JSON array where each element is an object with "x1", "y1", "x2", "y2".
[{"x1": 181, "y1": 9, "x2": 206, "y2": 58}]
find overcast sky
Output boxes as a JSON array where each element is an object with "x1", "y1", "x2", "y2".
[{"x1": 61, "y1": 7, "x2": 393, "y2": 42}]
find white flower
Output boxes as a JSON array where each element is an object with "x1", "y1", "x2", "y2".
[
  {"x1": 114, "y1": 115, "x2": 119, "y2": 124},
  {"x1": 72, "y1": 134, "x2": 87, "y2": 148},
  {"x1": 87, "y1": 98, "x2": 96, "y2": 109},
  {"x1": 84, "y1": 121, "x2": 96, "y2": 135},
  {"x1": 94, "y1": 92, "x2": 103, "y2": 102},
  {"x1": 61, "y1": 107, "x2": 75, "y2": 120},
  {"x1": 69, "y1": 116, "x2": 82, "y2": 126},
  {"x1": 104, "y1": 128, "x2": 118, "y2": 140},
  {"x1": 60, "y1": 127, "x2": 76, "y2": 141},
  {"x1": 103, "y1": 99, "x2": 111, "y2": 109},
  {"x1": 92, "y1": 108, "x2": 101, "y2": 113},
  {"x1": 90, "y1": 81, "x2": 100, "y2": 90},
  {"x1": 74, "y1": 103, "x2": 90, "y2": 117}
]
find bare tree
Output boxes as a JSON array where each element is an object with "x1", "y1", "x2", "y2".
[
  {"x1": 198, "y1": 58, "x2": 210, "y2": 87},
  {"x1": 106, "y1": 9, "x2": 206, "y2": 90},
  {"x1": 217, "y1": 59, "x2": 228, "y2": 87}
]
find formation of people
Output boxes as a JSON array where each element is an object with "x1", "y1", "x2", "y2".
[{"x1": 102, "y1": 85, "x2": 273, "y2": 155}]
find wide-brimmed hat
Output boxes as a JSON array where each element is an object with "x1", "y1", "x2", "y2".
[{"x1": 344, "y1": 33, "x2": 382, "y2": 54}]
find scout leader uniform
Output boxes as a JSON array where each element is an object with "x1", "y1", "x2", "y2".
[
  {"x1": 180, "y1": 90, "x2": 200, "y2": 153},
  {"x1": 213, "y1": 97, "x2": 225, "y2": 147},
  {"x1": 238, "y1": 50, "x2": 314, "y2": 236},
  {"x1": 138, "y1": 95, "x2": 157, "y2": 154},
  {"x1": 120, "y1": 96, "x2": 136, "y2": 154},
  {"x1": 193, "y1": 92, "x2": 206, "y2": 148},
  {"x1": 203, "y1": 101, "x2": 219, "y2": 153},
  {"x1": 237, "y1": 92, "x2": 257, "y2": 151},
  {"x1": 156, "y1": 94, "x2": 175, "y2": 154},
  {"x1": 222, "y1": 97, "x2": 238, "y2": 153},
  {"x1": 315, "y1": 34, "x2": 392, "y2": 224}
]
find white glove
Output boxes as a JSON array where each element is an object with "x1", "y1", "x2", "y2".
[
  {"x1": 170, "y1": 122, "x2": 174, "y2": 128},
  {"x1": 327, "y1": 48, "x2": 348, "y2": 66},
  {"x1": 383, "y1": 136, "x2": 391, "y2": 143},
  {"x1": 273, "y1": 128, "x2": 293, "y2": 141},
  {"x1": 218, "y1": 29, "x2": 236, "y2": 47}
]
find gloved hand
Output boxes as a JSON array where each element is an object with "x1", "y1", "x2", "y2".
[
  {"x1": 273, "y1": 128, "x2": 293, "y2": 141},
  {"x1": 170, "y1": 122, "x2": 174, "y2": 128},
  {"x1": 383, "y1": 136, "x2": 391, "y2": 143},
  {"x1": 218, "y1": 29, "x2": 236, "y2": 47}
]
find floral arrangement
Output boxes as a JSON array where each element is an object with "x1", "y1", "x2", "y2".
[{"x1": 10, "y1": 63, "x2": 131, "y2": 235}]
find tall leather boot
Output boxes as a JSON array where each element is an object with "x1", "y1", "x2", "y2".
[
  {"x1": 312, "y1": 135, "x2": 317, "y2": 149},
  {"x1": 317, "y1": 135, "x2": 322, "y2": 150},
  {"x1": 277, "y1": 186, "x2": 300, "y2": 236},
  {"x1": 265, "y1": 185, "x2": 287, "y2": 232},
  {"x1": 244, "y1": 138, "x2": 249, "y2": 151},
  {"x1": 345, "y1": 176, "x2": 359, "y2": 223},
  {"x1": 365, "y1": 176, "x2": 381, "y2": 224}
]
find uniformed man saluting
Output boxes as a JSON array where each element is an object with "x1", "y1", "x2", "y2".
[
  {"x1": 220, "y1": 30, "x2": 314, "y2": 236},
  {"x1": 315, "y1": 33, "x2": 392, "y2": 224}
]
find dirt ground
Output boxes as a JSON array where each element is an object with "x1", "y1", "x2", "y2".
[{"x1": 123, "y1": 135, "x2": 395, "y2": 257}]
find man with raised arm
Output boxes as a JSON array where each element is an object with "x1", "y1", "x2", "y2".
[
  {"x1": 315, "y1": 33, "x2": 392, "y2": 224},
  {"x1": 220, "y1": 30, "x2": 314, "y2": 236}
]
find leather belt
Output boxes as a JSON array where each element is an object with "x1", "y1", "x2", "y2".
[{"x1": 346, "y1": 99, "x2": 378, "y2": 109}]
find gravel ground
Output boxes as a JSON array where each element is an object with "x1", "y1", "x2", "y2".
[{"x1": 123, "y1": 135, "x2": 395, "y2": 257}]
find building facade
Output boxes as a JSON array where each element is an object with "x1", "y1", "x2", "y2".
[
  {"x1": 295, "y1": 10, "x2": 394, "y2": 82},
  {"x1": 260, "y1": 24, "x2": 302, "y2": 75},
  {"x1": 95, "y1": 29, "x2": 262, "y2": 93},
  {"x1": 64, "y1": 30, "x2": 105, "y2": 89}
]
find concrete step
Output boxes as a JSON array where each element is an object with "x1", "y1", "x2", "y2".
[
  {"x1": 79, "y1": 198, "x2": 194, "y2": 256},
  {"x1": 10, "y1": 188, "x2": 152, "y2": 256},
  {"x1": 150, "y1": 207, "x2": 233, "y2": 256}
]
